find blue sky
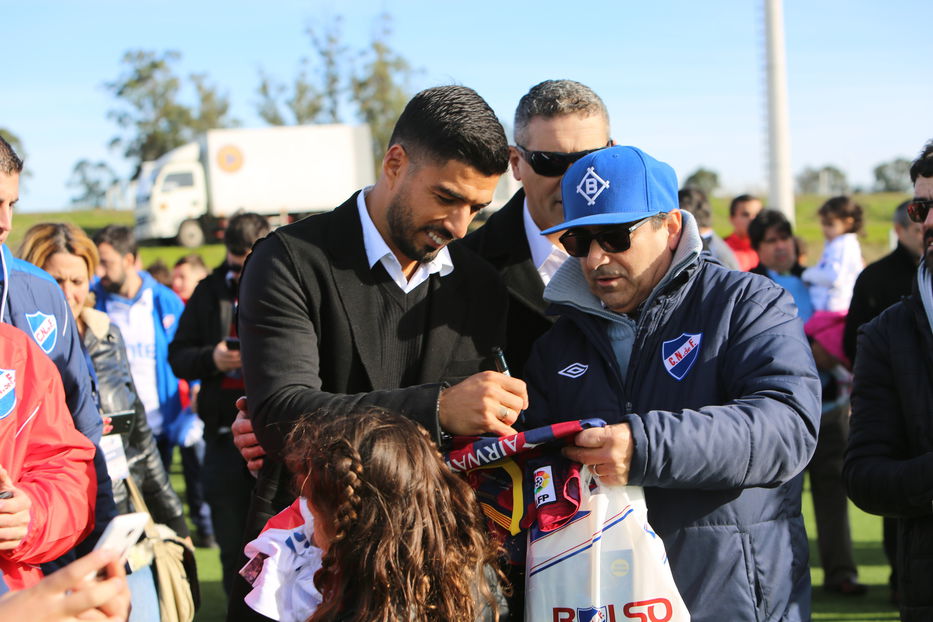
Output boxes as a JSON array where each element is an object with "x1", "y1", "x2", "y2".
[{"x1": 5, "y1": 0, "x2": 932, "y2": 210}]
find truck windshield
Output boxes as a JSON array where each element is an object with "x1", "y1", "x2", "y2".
[{"x1": 162, "y1": 172, "x2": 195, "y2": 192}]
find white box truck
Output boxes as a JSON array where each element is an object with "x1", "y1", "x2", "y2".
[{"x1": 134, "y1": 124, "x2": 375, "y2": 247}]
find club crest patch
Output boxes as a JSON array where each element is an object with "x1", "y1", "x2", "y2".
[
  {"x1": 577, "y1": 607, "x2": 609, "y2": 622},
  {"x1": 25, "y1": 311, "x2": 57, "y2": 354},
  {"x1": 0, "y1": 369, "x2": 15, "y2": 420},
  {"x1": 661, "y1": 332, "x2": 702, "y2": 381}
]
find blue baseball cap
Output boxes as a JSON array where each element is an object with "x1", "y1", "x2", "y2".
[{"x1": 542, "y1": 145, "x2": 679, "y2": 235}]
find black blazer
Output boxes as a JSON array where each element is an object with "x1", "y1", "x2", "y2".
[
  {"x1": 236, "y1": 189, "x2": 506, "y2": 514},
  {"x1": 461, "y1": 189, "x2": 555, "y2": 379}
]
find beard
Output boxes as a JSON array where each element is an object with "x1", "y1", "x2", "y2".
[
  {"x1": 100, "y1": 271, "x2": 125, "y2": 294},
  {"x1": 386, "y1": 191, "x2": 452, "y2": 264}
]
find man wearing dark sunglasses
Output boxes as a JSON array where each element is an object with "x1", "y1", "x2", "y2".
[
  {"x1": 520, "y1": 145, "x2": 821, "y2": 621},
  {"x1": 463, "y1": 80, "x2": 611, "y2": 379},
  {"x1": 845, "y1": 138, "x2": 933, "y2": 619}
]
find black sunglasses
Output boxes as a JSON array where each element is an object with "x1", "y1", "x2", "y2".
[
  {"x1": 558, "y1": 218, "x2": 653, "y2": 258},
  {"x1": 907, "y1": 199, "x2": 933, "y2": 223},
  {"x1": 515, "y1": 142, "x2": 610, "y2": 177}
]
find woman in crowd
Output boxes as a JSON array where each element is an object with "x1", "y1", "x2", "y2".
[{"x1": 18, "y1": 222, "x2": 190, "y2": 621}]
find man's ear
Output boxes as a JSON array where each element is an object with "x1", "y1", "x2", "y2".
[
  {"x1": 509, "y1": 146, "x2": 523, "y2": 182},
  {"x1": 667, "y1": 210, "x2": 683, "y2": 251},
  {"x1": 382, "y1": 144, "x2": 408, "y2": 190}
]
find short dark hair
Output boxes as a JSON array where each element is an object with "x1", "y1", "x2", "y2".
[
  {"x1": 910, "y1": 139, "x2": 933, "y2": 183},
  {"x1": 224, "y1": 212, "x2": 271, "y2": 256},
  {"x1": 894, "y1": 199, "x2": 912, "y2": 229},
  {"x1": 388, "y1": 85, "x2": 509, "y2": 177},
  {"x1": 678, "y1": 187, "x2": 711, "y2": 229},
  {"x1": 729, "y1": 194, "x2": 760, "y2": 217},
  {"x1": 748, "y1": 209, "x2": 793, "y2": 250},
  {"x1": 93, "y1": 225, "x2": 137, "y2": 258},
  {"x1": 513, "y1": 80, "x2": 609, "y2": 146},
  {"x1": 174, "y1": 253, "x2": 207, "y2": 272},
  {"x1": 145, "y1": 259, "x2": 171, "y2": 287},
  {"x1": 0, "y1": 134, "x2": 23, "y2": 176}
]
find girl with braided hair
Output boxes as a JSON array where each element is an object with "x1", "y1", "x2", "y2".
[{"x1": 240, "y1": 406, "x2": 506, "y2": 622}]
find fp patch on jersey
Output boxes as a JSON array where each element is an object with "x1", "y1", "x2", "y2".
[
  {"x1": 25, "y1": 311, "x2": 57, "y2": 354},
  {"x1": 661, "y1": 333, "x2": 702, "y2": 380}
]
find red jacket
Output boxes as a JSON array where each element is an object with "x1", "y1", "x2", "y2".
[
  {"x1": 0, "y1": 323, "x2": 97, "y2": 591},
  {"x1": 723, "y1": 232, "x2": 759, "y2": 272}
]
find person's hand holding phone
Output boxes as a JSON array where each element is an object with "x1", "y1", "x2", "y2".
[
  {"x1": 0, "y1": 465, "x2": 32, "y2": 551},
  {"x1": 212, "y1": 338, "x2": 242, "y2": 372}
]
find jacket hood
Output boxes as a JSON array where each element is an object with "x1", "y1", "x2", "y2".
[{"x1": 543, "y1": 209, "x2": 703, "y2": 322}]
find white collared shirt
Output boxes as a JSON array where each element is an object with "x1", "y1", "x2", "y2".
[
  {"x1": 356, "y1": 187, "x2": 454, "y2": 293},
  {"x1": 523, "y1": 198, "x2": 569, "y2": 286}
]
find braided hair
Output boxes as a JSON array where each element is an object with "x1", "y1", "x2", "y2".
[{"x1": 284, "y1": 407, "x2": 504, "y2": 622}]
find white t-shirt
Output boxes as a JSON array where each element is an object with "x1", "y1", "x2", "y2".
[
  {"x1": 356, "y1": 187, "x2": 454, "y2": 292},
  {"x1": 802, "y1": 232, "x2": 863, "y2": 312},
  {"x1": 104, "y1": 288, "x2": 163, "y2": 434}
]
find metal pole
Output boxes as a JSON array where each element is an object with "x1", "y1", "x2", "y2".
[{"x1": 764, "y1": 0, "x2": 795, "y2": 225}]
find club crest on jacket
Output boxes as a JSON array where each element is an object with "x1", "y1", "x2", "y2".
[{"x1": 661, "y1": 333, "x2": 702, "y2": 381}]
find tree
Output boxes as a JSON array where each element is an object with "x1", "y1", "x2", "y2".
[
  {"x1": 255, "y1": 16, "x2": 346, "y2": 126},
  {"x1": 68, "y1": 159, "x2": 116, "y2": 208},
  {"x1": 256, "y1": 13, "x2": 416, "y2": 170},
  {"x1": 873, "y1": 157, "x2": 912, "y2": 193},
  {"x1": 795, "y1": 165, "x2": 848, "y2": 195},
  {"x1": 106, "y1": 50, "x2": 236, "y2": 176},
  {"x1": 350, "y1": 13, "x2": 416, "y2": 169},
  {"x1": 683, "y1": 167, "x2": 720, "y2": 197}
]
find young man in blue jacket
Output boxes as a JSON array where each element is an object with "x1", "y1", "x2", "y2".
[
  {"x1": 91, "y1": 225, "x2": 214, "y2": 546},
  {"x1": 521, "y1": 146, "x2": 821, "y2": 622}
]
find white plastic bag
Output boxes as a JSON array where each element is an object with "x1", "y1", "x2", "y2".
[{"x1": 525, "y1": 467, "x2": 689, "y2": 622}]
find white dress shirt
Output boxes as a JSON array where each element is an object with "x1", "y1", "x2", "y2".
[
  {"x1": 356, "y1": 187, "x2": 454, "y2": 293},
  {"x1": 523, "y1": 198, "x2": 570, "y2": 286}
]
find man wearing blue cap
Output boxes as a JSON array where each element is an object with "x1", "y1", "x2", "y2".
[{"x1": 521, "y1": 146, "x2": 821, "y2": 621}]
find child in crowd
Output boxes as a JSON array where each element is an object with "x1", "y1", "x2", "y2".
[
  {"x1": 803, "y1": 196, "x2": 864, "y2": 368},
  {"x1": 241, "y1": 407, "x2": 505, "y2": 622}
]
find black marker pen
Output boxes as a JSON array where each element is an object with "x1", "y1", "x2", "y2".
[{"x1": 492, "y1": 347, "x2": 511, "y2": 377}]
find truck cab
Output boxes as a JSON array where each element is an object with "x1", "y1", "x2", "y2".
[{"x1": 134, "y1": 142, "x2": 208, "y2": 246}]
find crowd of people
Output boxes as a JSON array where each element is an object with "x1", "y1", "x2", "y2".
[{"x1": 0, "y1": 79, "x2": 931, "y2": 622}]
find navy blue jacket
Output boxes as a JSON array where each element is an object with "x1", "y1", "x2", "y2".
[{"x1": 521, "y1": 222, "x2": 821, "y2": 622}]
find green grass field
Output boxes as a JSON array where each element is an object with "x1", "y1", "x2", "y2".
[{"x1": 11, "y1": 191, "x2": 911, "y2": 271}]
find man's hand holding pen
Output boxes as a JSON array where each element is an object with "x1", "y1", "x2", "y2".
[{"x1": 438, "y1": 347, "x2": 526, "y2": 437}]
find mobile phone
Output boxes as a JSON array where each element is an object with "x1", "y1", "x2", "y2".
[
  {"x1": 103, "y1": 409, "x2": 136, "y2": 436},
  {"x1": 92, "y1": 512, "x2": 149, "y2": 563},
  {"x1": 225, "y1": 337, "x2": 241, "y2": 351}
]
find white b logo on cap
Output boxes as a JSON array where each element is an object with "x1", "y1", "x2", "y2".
[{"x1": 576, "y1": 166, "x2": 610, "y2": 206}]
